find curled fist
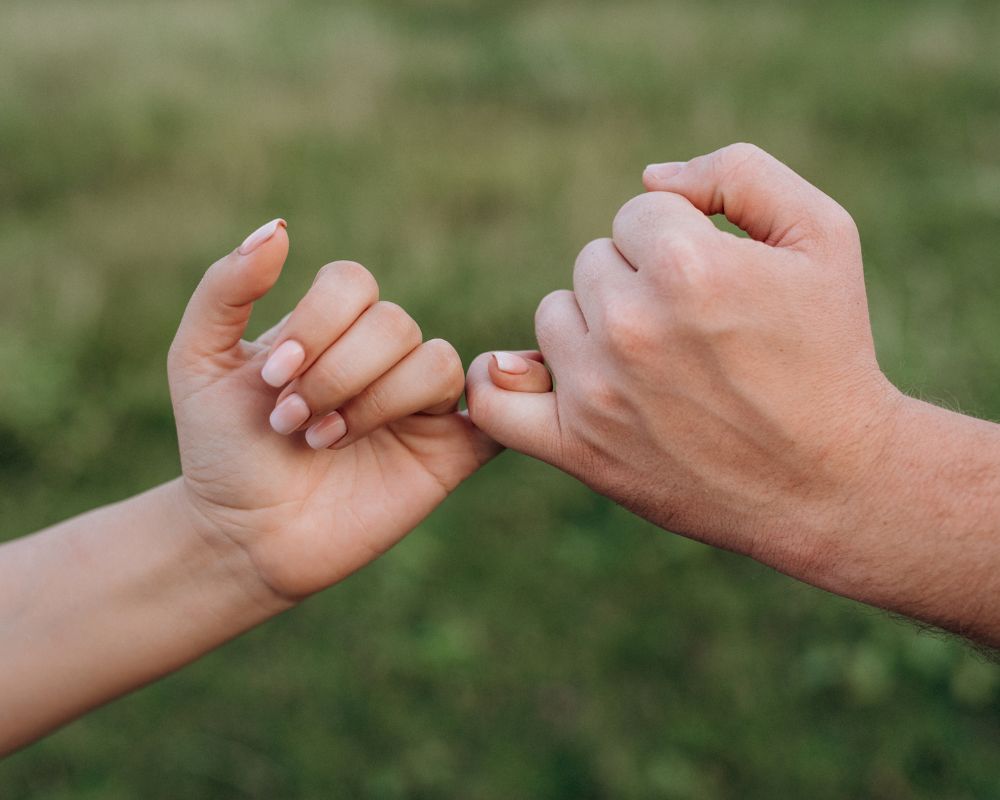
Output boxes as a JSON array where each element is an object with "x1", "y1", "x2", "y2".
[{"x1": 468, "y1": 143, "x2": 902, "y2": 577}]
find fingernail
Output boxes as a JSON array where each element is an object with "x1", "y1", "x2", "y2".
[
  {"x1": 643, "y1": 162, "x2": 686, "y2": 181},
  {"x1": 238, "y1": 218, "x2": 287, "y2": 255},
  {"x1": 269, "y1": 393, "x2": 310, "y2": 435},
  {"x1": 305, "y1": 412, "x2": 348, "y2": 449},
  {"x1": 261, "y1": 340, "x2": 305, "y2": 387},
  {"x1": 493, "y1": 351, "x2": 530, "y2": 375}
]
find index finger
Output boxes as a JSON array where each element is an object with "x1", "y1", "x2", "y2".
[{"x1": 611, "y1": 191, "x2": 720, "y2": 274}]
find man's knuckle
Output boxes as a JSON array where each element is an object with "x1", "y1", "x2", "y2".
[
  {"x1": 576, "y1": 237, "x2": 613, "y2": 268},
  {"x1": 827, "y1": 203, "x2": 859, "y2": 239},
  {"x1": 653, "y1": 231, "x2": 702, "y2": 274},
  {"x1": 721, "y1": 141, "x2": 767, "y2": 166},
  {"x1": 713, "y1": 142, "x2": 776, "y2": 185},
  {"x1": 585, "y1": 374, "x2": 623, "y2": 414},
  {"x1": 534, "y1": 289, "x2": 570, "y2": 332},
  {"x1": 613, "y1": 193, "x2": 658, "y2": 237},
  {"x1": 573, "y1": 238, "x2": 612, "y2": 289},
  {"x1": 604, "y1": 310, "x2": 656, "y2": 354},
  {"x1": 648, "y1": 232, "x2": 717, "y2": 292}
]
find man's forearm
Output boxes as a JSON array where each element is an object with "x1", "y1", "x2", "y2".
[
  {"x1": 0, "y1": 479, "x2": 287, "y2": 755},
  {"x1": 792, "y1": 397, "x2": 1000, "y2": 646}
]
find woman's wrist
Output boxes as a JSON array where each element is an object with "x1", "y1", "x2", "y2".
[{"x1": 168, "y1": 477, "x2": 298, "y2": 620}]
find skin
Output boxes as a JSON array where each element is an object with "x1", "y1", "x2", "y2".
[
  {"x1": 468, "y1": 143, "x2": 1000, "y2": 647},
  {"x1": 0, "y1": 221, "x2": 500, "y2": 755},
  {"x1": 5, "y1": 144, "x2": 998, "y2": 753}
]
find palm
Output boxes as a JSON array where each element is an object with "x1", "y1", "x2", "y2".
[{"x1": 172, "y1": 341, "x2": 495, "y2": 598}]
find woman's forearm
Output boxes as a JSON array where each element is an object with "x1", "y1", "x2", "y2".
[{"x1": 0, "y1": 479, "x2": 286, "y2": 755}]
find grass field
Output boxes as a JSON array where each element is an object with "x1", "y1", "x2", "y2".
[{"x1": 3, "y1": 1, "x2": 1000, "y2": 797}]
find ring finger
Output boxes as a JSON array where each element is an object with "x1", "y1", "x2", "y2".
[
  {"x1": 270, "y1": 300, "x2": 422, "y2": 432},
  {"x1": 305, "y1": 338, "x2": 465, "y2": 450}
]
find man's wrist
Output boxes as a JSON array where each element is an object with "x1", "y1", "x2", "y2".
[
  {"x1": 788, "y1": 392, "x2": 1000, "y2": 644},
  {"x1": 749, "y1": 377, "x2": 908, "y2": 587}
]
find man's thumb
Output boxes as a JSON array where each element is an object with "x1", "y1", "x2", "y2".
[{"x1": 642, "y1": 143, "x2": 844, "y2": 248}]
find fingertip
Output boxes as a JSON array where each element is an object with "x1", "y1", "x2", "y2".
[
  {"x1": 226, "y1": 218, "x2": 289, "y2": 304},
  {"x1": 465, "y1": 349, "x2": 560, "y2": 457},
  {"x1": 174, "y1": 219, "x2": 290, "y2": 359},
  {"x1": 488, "y1": 351, "x2": 552, "y2": 393},
  {"x1": 237, "y1": 218, "x2": 288, "y2": 256},
  {"x1": 492, "y1": 351, "x2": 530, "y2": 375},
  {"x1": 642, "y1": 162, "x2": 686, "y2": 189},
  {"x1": 261, "y1": 339, "x2": 306, "y2": 388}
]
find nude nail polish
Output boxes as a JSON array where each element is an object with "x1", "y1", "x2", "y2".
[
  {"x1": 238, "y1": 218, "x2": 286, "y2": 255},
  {"x1": 269, "y1": 393, "x2": 310, "y2": 435},
  {"x1": 261, "y1": 340, "x2": 305, "y2": 387},
  {"x1": 305, "y1": 412, "x2": 348, "y2": 449},
  {"x1": 493, "y1": 351, "x2": 530, "y2": 375}
]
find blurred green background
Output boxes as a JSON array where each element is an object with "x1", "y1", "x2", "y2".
[{"x1": 3, "y1": 0, "x2": 1000, "y2": 797}]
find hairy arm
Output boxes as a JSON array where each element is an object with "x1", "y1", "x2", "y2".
[
  {"x1": 806, "y1": 398, "x2": 1000, "y2": 643},
  {"x1": 467, "y1": 143, "x2": 1000, "y2": 648}
]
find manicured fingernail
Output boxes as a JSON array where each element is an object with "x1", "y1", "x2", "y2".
[
  {"x1": 238, "y1": 218, "x2": 286, "y2": 255},
  {"x1": 643, "y1": 162, "x2": 686, "y2": 181},
  {"x1": 261, "y1": 340, "x2": 305, "y2": 387},
  {"x1": 493, "y1": 351, "x2": 530, "y2": 375},
  {"x1": 305, "y1": 412, "x2": 347, "y2": 449},
  {"x1": 269, "y1": 393, "x2": 310, "y2": 435}
]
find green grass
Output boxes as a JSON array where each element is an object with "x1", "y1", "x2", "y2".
[{"x1": 3, "y1": 1, "x2": 1000, "y2": 797}]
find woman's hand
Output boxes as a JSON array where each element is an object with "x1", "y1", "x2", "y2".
[{"x1": 169, "y1": 219, "x2": 497, "y2": 602}]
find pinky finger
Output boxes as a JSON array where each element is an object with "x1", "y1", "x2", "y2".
[
  {"x1": 305, "y1": 338, "x2": 464, "y2": 450},
  {"x1": 488, "y1": 351, "x2": 553, "y2": 393}
]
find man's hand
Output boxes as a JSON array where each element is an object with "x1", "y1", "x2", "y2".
[
  {"x1": 468, "y1": 143, "x2": 1000, "y2": 644},
  {"x1": 468, "y1": 143, "x2": 900, "y2": 568}
]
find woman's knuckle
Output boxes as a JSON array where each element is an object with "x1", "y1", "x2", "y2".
[
  {"x1": 303, "y1": 361, "x2": 349, "y2": 405},
  {"x1": 315, "y1": 260, "x2": 378, "y2": 301},
  {"x1": 361, "y1": 382, "x2": 392, "y2": 419},
  {"x1": 424, "y1": 338, "x2": 462, "y2": 379},
  {"x1": 373, "y1": 301, "x2": 421, "y2": 343}
]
